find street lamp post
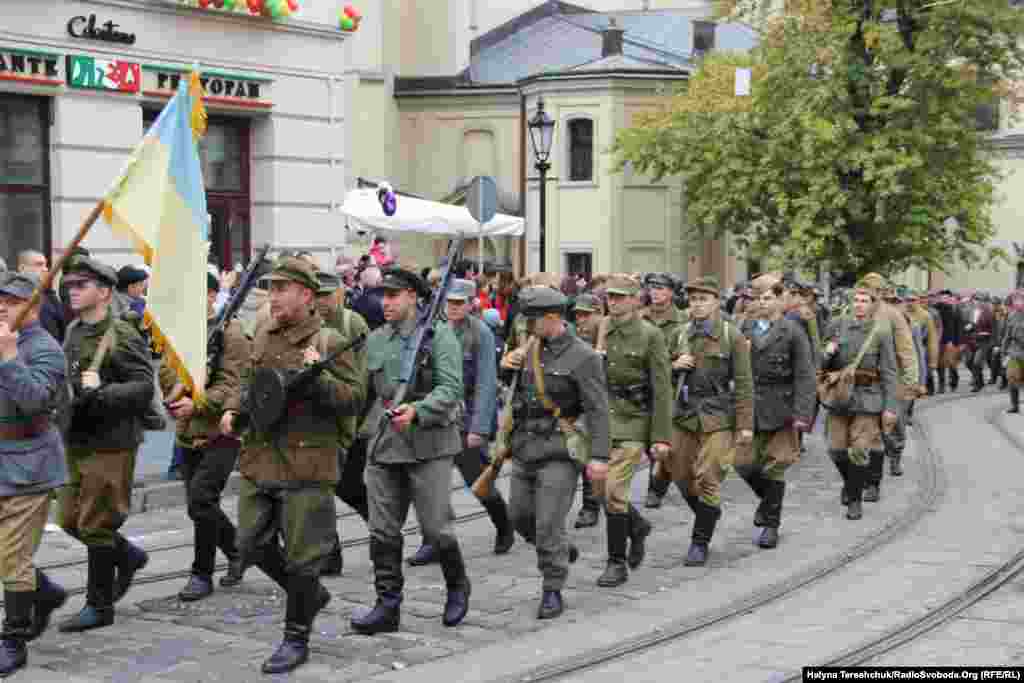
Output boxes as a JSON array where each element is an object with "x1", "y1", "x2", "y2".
[{"x1": 527, "y1": 96, "x2": 556, "y2": 273}]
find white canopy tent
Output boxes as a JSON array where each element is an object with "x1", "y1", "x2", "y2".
[{"x1": 339, "y1": 187, "x2": 525, "y2": 237}]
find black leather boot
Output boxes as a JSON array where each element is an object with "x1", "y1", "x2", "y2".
[
  {"x1": 645, "y1": 466, "x2": 670, "y2": 509},
  {"x1": 685, "y1": 499, "x2": 721, "y2": 566},
  {"x1": 596, "y1": 513, "x2": 630, "y2": 587},
  {"x1": 482, "y1": 496, "x2": 515, "y2": 555},
  {"x1": 261, "y1": 575, "x2": 318, "y2": 674},
  {"x1": 350, "y1": 592, "x2": 401, "y2": 635},
  {"x1": 735, "y1": 465, "x2": 768, "y2": 526},
  {"x1": 322, "y1": 537, "x2": 343, "y2": 577},
  {"x1": 864, "y1": 451, "x2": 884, "y2": 502},
  {"x1": 406, "y1": 544, "x2": 437, "y2": 566},
  {"x1": 829, "y1": 450, "x2": 850, "y2": 505},
  {"x1": 178, "y1": 574, "x2": 213, "y2": 602},
  {"x1": 756, "y1": 480, "x2": 784, "y2": 549},
  {"x1": 0, "y1": 591, "x2": 33, "y2": 676},
  {"x1": 438, "y1": 542, "x2": 470, "y2": 627},
  {"x1": 627, "y1": 505, "x2": 652, "y2": 570},
  {"x1": 575, "y1": 472, "x2": 601, "y2": 527},
  {"x1": 936, "y1": 368, "x2": 946, "y2": 394},
  {"x1": 220, "y1": 556, "x2": 246, "y2": 588},
  {"x1": 59, "y1": 546, "x2": 116, "y2": 632},
  {"x1": 113, "y1": 534, "x2": 148, "y2": 603},
  {"x1": 1009, "y1": 388, "x2": 1021, "y2": 414},
  {"x1": 889, "y1": 452, "x2": 904, "y2": 476},
  {"x1": 537, "y1": 590, "x2": 564, "y2": 620},
  {"x1": 846, "y1": 464, "x2": 866, "y2": 520},
  {"x1": 29, "y1": 570, "x2": 66, "y2": 641},
  {"x1": 950, "y1": 368, "x2": 960, "y2": 392}
]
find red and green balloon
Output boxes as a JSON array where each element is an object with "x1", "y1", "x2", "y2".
[{"x1": 339, "y1": 4, "x2": 361, "y2": 31}]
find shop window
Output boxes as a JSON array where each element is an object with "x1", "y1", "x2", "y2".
[
  {"x1": 0, "y1": 95, "x2": 50, "y2": 267},
  {"x1": 143, "y1": 109, "x2": 250, "y2": 268},
  {"x1": 567, "y1": 118, "x2": 594, "y2": 182}
]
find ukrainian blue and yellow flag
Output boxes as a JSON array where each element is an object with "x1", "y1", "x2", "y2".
[{"x1": 103, "y1": 69, "x2": 210, "y2": 397}]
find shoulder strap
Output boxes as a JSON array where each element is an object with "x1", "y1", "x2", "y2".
[
  {"x1": 531, "y1": 338, "x2": 561, "y2": 419},
  {"x1": 848, "y1": 321, "x2": 880, "y2": 371},
  {"x1": 88, "y1": 326, "x2": 118, "y2": 373}
]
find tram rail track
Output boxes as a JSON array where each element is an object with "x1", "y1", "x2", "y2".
[
  {"x1": 775, "y1": 398, "x2": 1024, "y2": 679},
  {"x1": 497, "y1": 390, "x2": 987, "y2": 683}
]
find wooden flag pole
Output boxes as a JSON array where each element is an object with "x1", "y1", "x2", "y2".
[{"x1": 11, "y1": 199, "x2": 106, "y2": 331}]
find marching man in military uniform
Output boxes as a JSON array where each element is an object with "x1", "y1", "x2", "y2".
[
  {"x1": 0, "y1": 273, "x2": 70, "y2": 676},
  {"x1": 407, "y1": 278, "x2": 513, "y2": 566},
  {"x1": 736, "y1": 275, "x2": 815, "y2": 548},
  {"x1": 314, "y1": 271, "x2": 371, "y2": 577},
  {"x1": 221, "y1": 256, "x2": 365, "y2": 674},
  {"x1": 500, "y1": 286, "x2": 610, "y2": 618},
  {"x1": 350, "y1": 266, "x2": 471, "y2": 636},
  {"x1": 594, "y1": 275, "x2": 672, "y2": 586},
  {"x1": 641, "y1": 273, "x2": 687, "y2": 510},
  {"x1": 668, "y1": 276, "x2": 754, "y2": 566},
  {"x1": 161, "y1": 272, "x2": 249, "y2": 601},
  {"x1": 58, "y1": 257, "x2": 155, "y2": 633},
  {"x1": 820, "y1": 281, "x2": 899, "y2": 520},
  {"x1": 1001, "y1": 290, "x2": 1024, "y2": 415},
  {"x1": 570, "y1": 292, "x2": 605, "y2": 530}
]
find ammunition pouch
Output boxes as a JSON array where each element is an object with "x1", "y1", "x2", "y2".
[
  {"x1": 608, "y1": 382, "x2": 651, "y2": 411},
  {"x1": 853, "y1": 369, "x2": 880, "y2": 386}
]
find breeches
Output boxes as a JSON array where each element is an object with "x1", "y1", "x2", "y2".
[
  {"x1": 59, "y1": 447, "x2": 137, "y2": 547},
  {"x1": 236, "y1": 478, "x2": 336, "y2": 577},
  {"x1": 0, "y1": 493, "x2": 49, "y2": 591},
  {"x1": 735, "y1": 428, "x2": 800, "y2": 482},
  {"x1": 602, "y1": 442, "x2": 644, "y2": 514},
  {"x1": 668, "y1": 429, "x2": 734, "y2": 507},
  {"x1": 827, "y1": 413, "x2": 882, "y2": 461}
]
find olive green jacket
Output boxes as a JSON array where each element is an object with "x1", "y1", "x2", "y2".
[
  {"x1": 604, "y1": 314, "x2": 673, "y2": 444},
  {"x1": 364, "y1": 317, "x2": 463, "y2": 464},
  {"x1": 642, "y1": 304, "x2": 688, "y2": 359},
  {"x1": 673, "y1": 315, "x2": 755, "y2": 434},
  {"x1": 319, "y1": 303, "x2": 369, "y2": 453},
  {"x1": 159, "y1": 318, "x2": 249, "y2": 450}
]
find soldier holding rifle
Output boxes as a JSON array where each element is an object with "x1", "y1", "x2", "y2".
[
  {"x1": 161, "y1": 272, "x2": 249, "y2": 602},
  {"x1": 495, "y1": 286, "x2": 609, "y2": 619},
  {"x1": 58, "y1": 257, "x2": 155, "y2": 632},
  {"x1": 220, "y1": 256, "x2": 365, "y2": 674},
  {"x1": 350, "y1": 265, "x2": 471, "y2": 636}
]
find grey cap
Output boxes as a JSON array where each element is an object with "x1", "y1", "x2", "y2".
[
  {"x1": 316, "y1": 271, "x2": 341, "y2": 296},
  {"x1": 574, "y1": 293, "x2": 602, "y2": 313},
  {"x1": 446, "y1": 278, "x2": 476, "y2": 302},
  {"x1": 519, "y1": 286, "x2": 568, "y2": 318},
  {"x1": 0, "y1": 272, "x2": 40, "y2": 300}
]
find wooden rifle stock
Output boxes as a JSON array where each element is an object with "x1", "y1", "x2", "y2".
[{"x1": 471, "y1": 336, "x2": 537, "y2": 499}]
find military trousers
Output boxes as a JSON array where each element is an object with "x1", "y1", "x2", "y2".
[
  {"x1": 59, "y1": 447, "x2": 137, "y2": 547},
  {"x1": 734, "y1": 428, "x2": 800, "y2": 482},
  {"x1": 507, "y1": 458, "x2": 577, "y2": 591},
  {"x1": 364, "y1": 457, "x2": 465, "y2": 598},
  {"x1": 0, "y1": 492, "x2": 49, "y2": 591},
  {"x1": 236, "y1": 477, "x2": 336, "y2": 578},
  {"x1": 603, "y1": 442, "x2": 645, "y2": 515},
  {"x1": 827, "y1": 413, "x2": 882, "y2": 465},
  {"x1": 668, "y1": 429, "x2": 734, "y2": 508},
  {"x1": 180, "y1": 440, "x2": 240, "y2": 577}
]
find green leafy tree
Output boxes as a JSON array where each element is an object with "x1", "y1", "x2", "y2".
[{"x1": 613, "y1": 0, "x2": 1024, "y2": 278}]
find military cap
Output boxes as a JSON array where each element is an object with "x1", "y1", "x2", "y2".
[
  {"x1": 574, "y1": 293, "x2": 602, "y2": 313},
  {"x1": 265, "y1": 255, "x2": 320, "y2": 293},
  {"x1": 380, "y1": 266, "x2": 428, "y2": 297},
  {"x1": 859, "y1": 272, "x2": 887, "y2": 293},
  {"x1": 519, "y1": 286, "x2": 568, "y2": 318},
  {"x1": 0, "y1": 272, "x2": 39, "y2": 300},
  {"x1": 852, "y1": 278, "x2": 880, "y2": 299},
  {"x1": 750, "y1": 272, "x2": 782, "y2": 296},
  {"x1": 446, "y1": 278, "x2": 476, "y2": 302},
  {"x1": 645, "y1": 272, "x2": 675, "y2": 289},
  {"x1": 316, "y1": 271, "x2": 341, "y2": 296},
  {"x1": 117, "y1": 265, "x2": 148, "y2": 289},
  {"x1": 64, "y1": 255, "x2": 118, "y2": 287},
  {"x1": 606, "y1": 275, "x2": 640, "y2": 296},
  {"x1": 684, "y1": 275, "x2": 720, "y2": 297},
  {"x1": 207, "y1": 271, "x2": 219, "y2": 293}
]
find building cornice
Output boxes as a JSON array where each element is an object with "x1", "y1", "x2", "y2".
[
  {"x1": 79, "y1": 0, "x2": 349, "y2": 41},
  {"x1": 519, "y1": 69, "x2": 689, "y2": 88}
]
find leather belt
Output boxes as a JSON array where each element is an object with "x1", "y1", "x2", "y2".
[{"x1": 0, "y1": 415, "x2": 52, "y2": 440}]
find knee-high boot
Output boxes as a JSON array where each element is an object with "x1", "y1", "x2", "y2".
[
  {"x1": 829, "y1": 450, "x2": 850, "y2": 505},
  {"x1": 863, "y1": 450, "x2": 884, "y2": 502}
]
